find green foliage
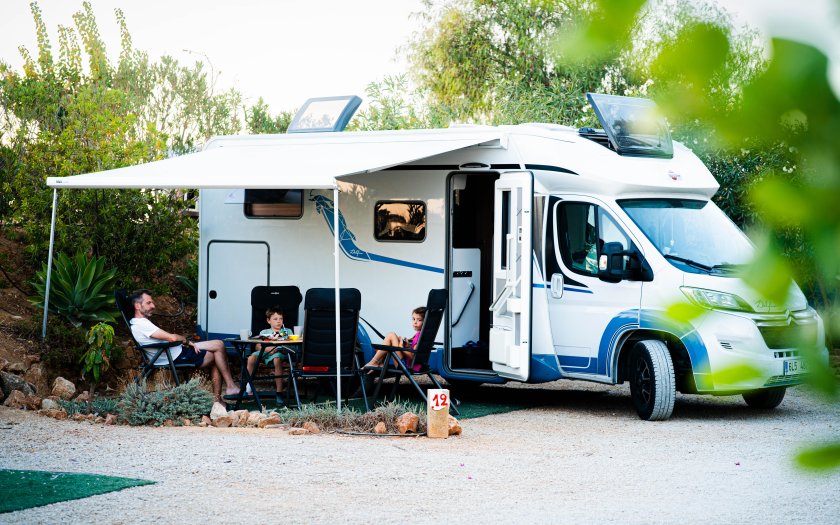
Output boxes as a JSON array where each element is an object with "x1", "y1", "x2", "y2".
[
  {"x1": 0, "y1": 2, "x2": 241, "y2": 283},
  {"x1": 175, "y1": 258, "x2": 198, "y2": 304},
  {"x1": 245, "y1": 97, "x2": 293, "y2": 134},
  {"x1": 29, "y1": 252, "x2": 117, "y2": 327},
  {"x1": 116, "y1": 378, "x2": 213, "y2": 426},
  {"x1": 58, "y1": 397, "x2": 118, "y2": 416},
  {"x1": 81, "y1": 322, "x2": 114, "y2": 384}
]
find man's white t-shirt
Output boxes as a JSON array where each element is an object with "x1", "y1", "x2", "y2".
[{"x1": 130, "y1": 317, "x2": 182, "y2": 365}]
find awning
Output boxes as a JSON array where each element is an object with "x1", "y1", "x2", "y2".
[{"x1": 46, "y1": 129, "x2": 504, "y2": 189}]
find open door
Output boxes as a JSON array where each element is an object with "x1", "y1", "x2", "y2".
[{"x1": 489, "y1": 171, "x2": 532, "y2": 381}]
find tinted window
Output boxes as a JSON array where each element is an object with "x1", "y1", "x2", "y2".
[
  {"x1": 244, "y1": 189, "x2": 303, "y2": 219},
  {"x1": 374, "y1": 201, "x2": 426, "y2": 242}
]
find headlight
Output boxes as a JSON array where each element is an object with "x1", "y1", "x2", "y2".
[{"x1": 680, "y1": 287, "x2": 752, "y2": 312}]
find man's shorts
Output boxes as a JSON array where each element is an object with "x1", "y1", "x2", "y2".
[
  {"x1": 174, "y1": 346, "x2": 207, "y2": 367},
  {"x1": 247, "y1": 348, "x2": 288, "y2": 366}
]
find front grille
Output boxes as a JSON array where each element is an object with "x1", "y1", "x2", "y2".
[
  {"x1": 759, "y1": 322, "x2": 817, "y2": 349},
  {"x1": 765, "y1": 374, "x2": 803, "y2": 386},
  {"x1": 773, "y1": 350, "x2": 801, "y2": 359}
]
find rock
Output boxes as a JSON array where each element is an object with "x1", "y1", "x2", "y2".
[
  {"x1": 39, "y1": 408, "x2": 67, "y2": 420},
  {"x1": 162, "y1": 419, "x2": 174, "y2": 427},
  {"x1": 448, "y1": 415, "x2": 462, "y2": 436},
  {"x1": 23, "y1": 394, "x2": 42, "y2": 411},
  {"x1": 200, "y1": 415, "x2": 212, "y2": 427},
  {"x1": 0, "y1": 388, "x2": 4, "y2": 404},
  {"x1": 233, "y1": 410, "x2": 250, "y2": 427},
  {"x1": 183, "y1": 418, "x2": 192, "y2": 426},
  {"x1": 374, "y1": 421, "x2": 387, "y2": 434},
  {"x1": 72, "y1": 413, "x2": 94, "y2": 422},
  {"x1": 24, "y1": 364, "x2": 48, "y2": 396},
  {"x1": 3, "y1": 390, "x2": 28, "y2": 409},
  {"x1": 74, "y1": 391, "x2": 91, "y2": 403},
  {"x1": 396, "y1": 412, "x2": 419, "y2": 434},
  {"x1": 51, "y1": 377, "x2": 76, "y2": 400},
  {"x1": 0, "y1": 357, "x2": 8, "y2": 371},
  {"x1": 23, "y1": 355, "x2": 40, "y2": 368},
  {"x1": 213, "y1": 415, "x2": 233, "y2": 428},
  {"x1": 247, "y1": 412, "x2": 265, "y2": 427},
  {"x1": 1, "y1": 371, "x2": 35, "y2": 397},
  {"x1": 104, "y1": 414, "x2": 118, "y2": 425},
  {"x1": 302, "y1": 421, "x2": 320, "y2": 434},
  {"x1": 41, "y1": 398, "x2": 60, "y2": 411},
  {"x1": 258, "y1": 415, "x2": 282, "y2": 428},
  {"x1": 209, "y1": 402, "x2": 229, "y2": 420},
  {"x1": 7, "y1": 361, "x2": 27, "y2": 373},
  {"x1": 288, "y1": 427, "x2": 310, "y2": 435}
]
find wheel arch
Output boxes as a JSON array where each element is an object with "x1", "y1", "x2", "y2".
[{"x1": 613, "y1": 329, "x2": 693, "y2": 390}]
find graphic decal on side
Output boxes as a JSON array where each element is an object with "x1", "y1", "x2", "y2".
[{"x1": 310, "y1": 193, "x2": 444, "y2": 274}]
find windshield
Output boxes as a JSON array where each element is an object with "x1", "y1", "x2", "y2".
[{"x1": 619, "y1": 199, "x2": 753, "y2": 274}]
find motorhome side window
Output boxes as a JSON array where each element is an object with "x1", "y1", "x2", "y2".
[
  {"x1": 374, "y1": 201, "x2": 426, "y2": 242},
  {"x1": 555, "y1": 202, "x2": 630, "y2": 277},
  {"x1": 243, "y1": 189, "x2": 303, "y2": 219}
]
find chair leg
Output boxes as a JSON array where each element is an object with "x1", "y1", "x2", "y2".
[
  {"x1": 428, "y1": 373, "x2": 460, "y2": 416},
  {"x1": 288, "y1": 370, "x2": 302, "y2": 410}
]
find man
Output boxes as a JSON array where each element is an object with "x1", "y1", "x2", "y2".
[{"x1": 129, "y1": 289, "x2": 239, "y2": 400}]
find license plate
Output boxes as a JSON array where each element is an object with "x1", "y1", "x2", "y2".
[{"x1": 784, "y1": 358, "x2": 806, "y2": 376}]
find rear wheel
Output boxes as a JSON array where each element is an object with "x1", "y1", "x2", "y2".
[
  {"x1": 629, "y1": 340, "x2": 676, "y2": 421},
  {"x1": 742, "y1": 387, "x2": 786, "y2": 409}
]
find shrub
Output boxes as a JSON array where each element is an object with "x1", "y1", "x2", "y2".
[
  {"x1": 29, "y1": 252, "x2": 117, "y2": 327},
  {"x1": 58, "y1": 398, "x2": 118, "y2": 417},
  {"x1": 278, "y1": 400, "x2": 427, "y2": 433},
  {"x1": 116, "y1": 378, "x2": 213, "y2": 426}
]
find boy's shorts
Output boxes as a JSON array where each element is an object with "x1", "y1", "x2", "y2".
[
  {"x1": 174, "y1": 347, "x2": 207, "y2": 367},
  {"x1": 247, "y1": 348, "x2": 288, "y2": 366}
]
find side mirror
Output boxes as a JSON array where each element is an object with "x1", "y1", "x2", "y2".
[
  {"x1": 598, "y1": 242, "x2": 626, "y2": 283},
  {"x1": 598, "y1": 242, "x2": 654, "y2": 283}
]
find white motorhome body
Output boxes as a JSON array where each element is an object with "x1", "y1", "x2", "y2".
[{"x1": 196, "y1": 122, "x2": 826, "y2": 419}]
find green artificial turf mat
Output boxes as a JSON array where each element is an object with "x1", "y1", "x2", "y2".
[{"x1": 0, "y1": 469, "x2": 154, "y2": 513}]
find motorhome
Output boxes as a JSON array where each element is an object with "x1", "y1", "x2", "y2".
[
  {"x1": 191, "y1": 94, "x2": 826, "y2": 421},
  {"x1": 47, "y1": 93, "x2": 826, "y2": 420}
]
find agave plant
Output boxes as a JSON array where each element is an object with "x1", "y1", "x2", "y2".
[
  {"x1": 175, "y1": 258, "x2": 198, "y2": 304},
  {"x1": 30, "y1": 252, "x2": 118, "y2": 327}
]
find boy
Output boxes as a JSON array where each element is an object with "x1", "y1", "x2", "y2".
[{"x1": 246, "y1": 307, "x2": 292, "y2": 404}]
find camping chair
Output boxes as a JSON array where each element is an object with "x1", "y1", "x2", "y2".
[
  {"x1": 237, "y1": 285, "x2": 303, "y2": 407},
  {"x1": 364, "y1": 289, "x2": 459, "y2": 415},
  {"x1": 114, "y1": 290, "x2": 196, "y2": 386},
  {"x1": 290, "y1": 288, "x2": 369, "y2": 411}
]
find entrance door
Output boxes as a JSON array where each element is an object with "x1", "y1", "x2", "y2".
[
  {"x1": 489, "y1": 172, "x2": 532, "y2": 381},
  {"x1": 205, "y1": 241, "x2": 269, "y2": 339}
]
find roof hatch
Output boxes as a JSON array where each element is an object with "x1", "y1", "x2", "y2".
[{"x1": 581, "y1": 93, "x2": 673, "y2": 158}]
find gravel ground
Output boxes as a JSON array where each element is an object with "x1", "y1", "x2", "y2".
[{"x1": 1, "y1": 381, "x2": 839, "y2": 524}]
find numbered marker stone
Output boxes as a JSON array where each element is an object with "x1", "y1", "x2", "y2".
[{"x1": 427, "y1": 388, "x2": 450, "y2": 439}]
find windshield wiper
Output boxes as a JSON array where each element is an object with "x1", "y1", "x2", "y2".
[
  {"x1": 710, "y1": 263, "x2": 745, "y2": 275},
  {"x1": 664, "y1": 254, "x2": 713, "y2": 273}
]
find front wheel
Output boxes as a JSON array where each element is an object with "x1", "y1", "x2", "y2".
[
  {"x1": 742, "y1": 387, "x2": 786, "y2": 409},
  {"x1": 629, "y1": 340, "x2": 676, "y2": 421}
]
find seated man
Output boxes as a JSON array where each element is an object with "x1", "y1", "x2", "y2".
[{"x1": 129, "y1": 289, "x2": 238, "y2": 401}]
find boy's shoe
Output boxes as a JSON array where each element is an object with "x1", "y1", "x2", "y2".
[
  {"x1": 245, "y1": 384, "x2": 253, "y2": 396},
  {"x1": 275, "y1": 393, "x2": 286, "y2": 406}
]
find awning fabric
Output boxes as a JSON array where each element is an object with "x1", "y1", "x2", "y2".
[{"x1": 46, "y1": 129, "x2": 504, "y2": 189}]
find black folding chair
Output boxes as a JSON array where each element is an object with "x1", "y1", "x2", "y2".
[
  {"x1": 114, "y1": 290, "x2": 196, "y2": 385},
  {"x1": 233, "y1": 286, "x2": 303, "y2": 408},
  {"x1": 364, "y1": 289, "x2": 459, "y2": 415},
  {"x1": 290, "y1": 288, "x2": 369, "y2": 411}
]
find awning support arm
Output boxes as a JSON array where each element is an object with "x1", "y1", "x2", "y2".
[{"x1": 41, "y1": 188, "x2": 58, "y2": 340}]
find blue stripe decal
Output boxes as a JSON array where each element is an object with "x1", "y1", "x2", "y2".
[
  {"x1": 587, "y1": 309, "x2": 711, "y2": 382},
  {"x1": 536, "y1": 282, "x2": 594, "y2": 294},
  {"x1": 310, "y1": 193, "x2": 443, "y2": 274}
]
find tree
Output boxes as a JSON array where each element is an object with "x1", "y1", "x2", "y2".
[{"x1": 0, "y1": 2, "x2": 244, "y2": 284}]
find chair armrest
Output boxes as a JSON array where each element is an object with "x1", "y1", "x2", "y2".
[
  {"x1": 139, "y1": 341, "x2": 182, "y2": 349},
  {"x1": 371, "y1": 343, "x2": 403, "y2": 353}
]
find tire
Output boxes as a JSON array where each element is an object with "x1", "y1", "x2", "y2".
[
  {"x1": 629, "y1": 340, "x2": 676, "y2": 421},
  {"x1": 742, "y1": 387, "x2": 786, "y2": 409}
]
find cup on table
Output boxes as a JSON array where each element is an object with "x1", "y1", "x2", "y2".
[
  {"x1": 293, "y1": 325, "x2": 302, "y2": 336},
  {"x1": 239, "y1": 329, "x2": 251, "y2": 340}
]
